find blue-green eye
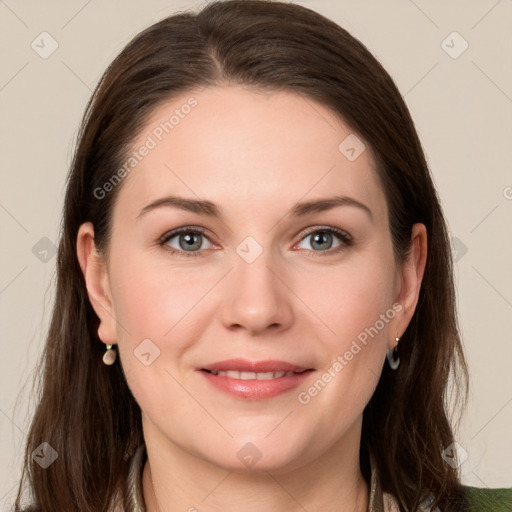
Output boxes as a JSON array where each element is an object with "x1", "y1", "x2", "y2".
[
  {"x1": 159, "y1": 226, "x2": 352, "y2": 258},
  {"x1": 160, "y1": 227, "x2": 212, "y2": 257},
  {"x1": 296, "y1": 227, "x2": 352, "y2": 254}
]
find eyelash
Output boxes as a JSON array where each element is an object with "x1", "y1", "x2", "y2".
[{"x1": 158, "y1": 225, "x2": 352, "y2": 258}]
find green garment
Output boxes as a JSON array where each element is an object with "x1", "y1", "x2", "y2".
[{"x1": 464, "y1": 486, "x2": 512, "y2": 511}]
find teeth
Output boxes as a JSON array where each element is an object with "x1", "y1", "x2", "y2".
[{"x1": 211, "y1": 370, "x2": 296, "y2": 379}]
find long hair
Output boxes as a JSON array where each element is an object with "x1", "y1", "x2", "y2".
[{"x1": 15, "y1": 1, "x2": 469, "y2": 510}]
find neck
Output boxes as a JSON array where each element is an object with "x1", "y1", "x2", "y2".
[{"x1": 141, "y1": 418, "x2": 369, "y2": 512}]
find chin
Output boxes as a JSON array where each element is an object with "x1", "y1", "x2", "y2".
[{"x1": 198, "y1": 435, "x2": 310, "y2": 475}]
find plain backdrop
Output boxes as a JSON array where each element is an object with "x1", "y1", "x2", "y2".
[{"x1": 1, "y1": 0, "x2": 511, "y2": 507}]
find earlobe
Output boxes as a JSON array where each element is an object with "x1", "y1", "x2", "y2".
[{"x1": 76, "y1": 222, "x2": 118, "y2": 344}]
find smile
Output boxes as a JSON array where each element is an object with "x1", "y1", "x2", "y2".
[
  {"x1": 200, "y1": 368, "x2": 314, "y2": 400},
  {"x1": 204, "y1": 369, "x2": 306, "y2": 379}
]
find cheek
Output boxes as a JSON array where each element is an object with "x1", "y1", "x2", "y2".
[
  {"x1": 107, "y1": 253, "x2": 219, "y2": 408},
  {"x1": 292, "y1": 248, "x2": 396, "y2": 402},
  {"x1": 109, "y1": 252, "x2": 216, "y2": 341},
  {"x1": 109, "y1": 257, "x2": 202, "y2": 422},
  {"x1": 296, "y1": 253, "x2": 396, "y2": 347},
  {"x1": 294, "y1": 270, "x2": 394, "y2": 439}
]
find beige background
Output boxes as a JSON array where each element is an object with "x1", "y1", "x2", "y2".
[{"x1": 1, "y1": 0, "x2": 511, "y2": 507}]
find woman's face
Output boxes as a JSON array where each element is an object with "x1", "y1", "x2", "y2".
[{"x1": 80, "y1": 85, "x2": 424, "y2": 473}]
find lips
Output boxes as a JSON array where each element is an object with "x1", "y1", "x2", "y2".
[
  {"x1": 199, "y1": 358, "x2": 314, "y2": 400},
  {"x1": 206, "y1": 369, "x2": 298, "y2": 380},
  {"x1": 201, "y1": 358, "x2": 311, "y2": 373}
]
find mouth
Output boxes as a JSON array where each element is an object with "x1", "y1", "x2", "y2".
[
  {"x1": 198, "y1": 359, "x2": 315, "y2": 400},
  {"x1": 201, "y1": 368, "x2": 310, "y2": 379}
]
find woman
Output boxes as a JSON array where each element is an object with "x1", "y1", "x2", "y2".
[{"x1": 14, "y1": 1, "x2": 512, "y2": 511}]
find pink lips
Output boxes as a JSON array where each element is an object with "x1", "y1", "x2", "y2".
[
  {"x1": 202, "y1": 358, "x2": 310, "y2": 373},
  {"x1": 199, "y1": 358, "x2": 314, "y2": 400}
]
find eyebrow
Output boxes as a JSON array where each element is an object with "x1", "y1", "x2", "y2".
[{"x1": 137, "y1": 194, "x2": 373, "y2": 222}]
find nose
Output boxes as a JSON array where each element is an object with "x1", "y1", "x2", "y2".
[{"x1": 220, "y1": 249, "x2": 294, "y2": 336}]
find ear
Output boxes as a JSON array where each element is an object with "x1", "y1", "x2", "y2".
[
  {"x1": 390, "y1": 223, "x2": 428, "y2": 349},
  {"x1": 76, "y1": 222, "x2": 118, "y2": 345}
]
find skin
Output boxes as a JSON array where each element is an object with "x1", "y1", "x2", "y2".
[{"x1": 77, "y1": 85, "x2": 427, "y2": 512}]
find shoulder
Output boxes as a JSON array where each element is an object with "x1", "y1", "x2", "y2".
[{"x1": 463, "y1": 485, "x2": 512, "y2": 511}]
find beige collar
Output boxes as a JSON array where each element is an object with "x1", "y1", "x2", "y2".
[{"x1": 123, "y1": 444, "x2": 432, "y2": 512}]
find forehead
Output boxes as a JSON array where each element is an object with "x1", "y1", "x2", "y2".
[{"x1": 115, "y1": 85, "x2": 387, "y2": 223}]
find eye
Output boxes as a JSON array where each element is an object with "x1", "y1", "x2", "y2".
[
  {"x1": 295, "y1": 227, "x2": 352, "y2": 255},
  {"x1": 159, "y1": 225, "x2": 352, "y2": 258},
  {"x1": 159, "y1": 227, "x2": 214, "y2": 257}
]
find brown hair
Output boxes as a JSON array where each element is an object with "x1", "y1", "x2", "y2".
[{"x1": 15, "y1": 1, "x2": 469, "y2": 510}]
